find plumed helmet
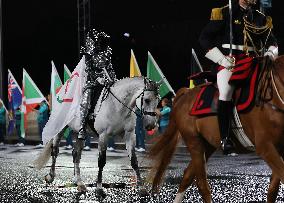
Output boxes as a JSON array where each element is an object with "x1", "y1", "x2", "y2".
[{"x1": 81, "y1": 29, "x2": 110, "y2": 55}]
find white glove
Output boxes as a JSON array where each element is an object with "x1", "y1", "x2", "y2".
[
  {"x1": 264, "y1": 46, "x2": 278, "y2": 60},
  {"x1": 205, "y1": 47, "x2": 235, "y2": 69}
]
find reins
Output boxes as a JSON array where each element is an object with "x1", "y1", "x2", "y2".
[
  {"x1": 105, "y1": 78, "x2": 158, "y2": 118},
  {"x1": 257, "y1": 56, "x2": 284, "y2": 112},
  {"x1": 271, "y1": 69, "x2": 284, "y2": 105}
]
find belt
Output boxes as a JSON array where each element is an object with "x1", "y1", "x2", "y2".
[{"x1": 222, "y1": 44, "x2": 254, "y2": 52}]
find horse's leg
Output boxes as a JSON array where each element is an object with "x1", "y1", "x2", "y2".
[
  {"x1": 125, "y1": 130, "x2": 148, "y2": 196},
  {"x1": 175, "y1": 135, "x2": 212, "y2": 203},
  {"x1": 266, "y1": 151, "x2": 284, "y2": 203},
  {"x1": 194, "y1": 152, "x2": 212, "y2": 203},
  {"x1": 267, "y1": 172, "x2": 280, "y2": 203},
  {"x1": 44, "y1": 133, "x2": 62, "y2": 184},
  {"x1": 255, "y1": 141, "x2": 284, "y2": 183},
  {"x1": 95, "y1": 134, "x2": 107, "y2": 199},
  {"x1": 173, "y1": 162, "x2": 194, "y2": 203},
  {"x1": 174, "y1": 140, "x2": 215, "y2": 203},
  {"x1": 72, "y1": 136, "x2": 87, "y2": 192}
]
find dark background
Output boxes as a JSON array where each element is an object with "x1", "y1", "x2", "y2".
[{"x1": 2, "y1": 0, "x2": 284, "y2": 103}]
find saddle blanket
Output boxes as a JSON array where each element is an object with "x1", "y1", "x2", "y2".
[{"x1": 190, "y1": 57, "x2": 259, "y2": 116}]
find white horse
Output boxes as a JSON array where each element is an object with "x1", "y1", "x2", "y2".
[{"x1": 34, "y1": 77, "x2": 160, "y2": 197}]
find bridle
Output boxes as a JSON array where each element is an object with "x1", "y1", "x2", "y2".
[{"x1": 107, "y1": 78, "x2": 158, "y2": 118}]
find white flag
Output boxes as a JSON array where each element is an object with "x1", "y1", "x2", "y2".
[{"x1": 42, "y1": 56, "x2": 86, "y2": 144}]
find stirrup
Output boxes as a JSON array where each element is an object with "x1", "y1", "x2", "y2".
[{"x1": 221, "y1": 138, "x2": 234, "y2": 155}]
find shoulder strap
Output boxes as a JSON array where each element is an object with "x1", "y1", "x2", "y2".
[{"x1": 210, "y1": 5, "x2": 228, "y2": 20}]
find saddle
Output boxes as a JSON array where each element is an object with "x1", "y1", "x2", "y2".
[{"x1": 190, "y1": 56, "x2": 259, "y2": 116}]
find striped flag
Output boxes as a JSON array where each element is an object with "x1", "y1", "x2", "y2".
[
  {"x1": 147, "y1": 51, "x2": 175, "y2": 98},
  {"x1": 21, "y1": 69, "x2": 47, "y2": 138},
  {"x1": 130, "y1": 49, "x2": 142, "y2": 77}
]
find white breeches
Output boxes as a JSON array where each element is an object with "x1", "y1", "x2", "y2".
[{"x1": 217, "y1": 68, "x2": 234, "y2": 101}]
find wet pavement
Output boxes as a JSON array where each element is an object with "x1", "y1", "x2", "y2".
[{"x1": 0, "y1": 144, "x2": 284, "y2": 203}]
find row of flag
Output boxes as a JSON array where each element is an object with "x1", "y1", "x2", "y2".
[
  {"x1": 6, "y1": 64, "x2": 72, "y2": 138},
  {"x1": 5, "y1": 49, "x2": 183, "y2": 139},
  {"x1": 130, "y1": 50, "x2": 175, "y2": 98}
]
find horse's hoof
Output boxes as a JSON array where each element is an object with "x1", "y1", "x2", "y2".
[
  {"x1": 138, "y1": 188, "x2": 150, "y2": 197},
  {"x1": 77, "y1": 184, "x2": 87, "y2": 193},
  {"x1": 95, "y1": 188, "x2": 107, "y2": 200},
  {"x1": 44, "y1": 174, "x2": 54, "y2": 184}
]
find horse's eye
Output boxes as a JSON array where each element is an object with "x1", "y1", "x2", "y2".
[{"x1": 144, "y1": 99, "x2": 150, "y2": 104}]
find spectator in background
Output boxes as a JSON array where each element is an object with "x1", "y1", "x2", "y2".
[
  {"x1": 107, "y1": 136, "x2": 115, "y2": 151},
  {"x1": 135, "y1": 109, "x2": 146, "y2": 152},
  {"x1": 156, "y1": 98, "x2": 171, "y2": 134},
  {"x1": 84, "y1": 133, "x2": 91, "y2": 151},
  {"x1": 0, "y1": 101, "x2": 6, "y2": 145},
  {"x1": 15, "y1": 107, "x2": 25, "y2": 146},
  {"x1": 64, "y1": 127, "x2": 73, "y2": 150},
  {"x1": 36, "y1": 100, "x2": 49, "y2": 147}
]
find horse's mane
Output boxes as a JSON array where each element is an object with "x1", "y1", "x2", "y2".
[
  {"x1": 112, "y1": 76, "x2": 159, "y2": 96},
  {"x1": 172, "y1": 87, "x2": 189, "y2": 106}
]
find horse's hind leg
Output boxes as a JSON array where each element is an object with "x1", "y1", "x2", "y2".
[
  {"x1": 267, "y1": 172, "x2": 280, "y2": 203},
  {"x1": 174, "y1": 141, "x2": 215, "y2": 203},
  {"x1": 45, "y1": 133, "x2": 62, "y2": 184},
  {"x1": 72, "y1": 136, "x2": 87, "y2": 192},
  {"x1": 173, "y1": 162, "x2": 194, "y2": 203}
]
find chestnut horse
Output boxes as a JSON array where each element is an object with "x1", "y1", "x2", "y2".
[{"x1": 149, "y1": 56, "x2": 284, "y2": 203}]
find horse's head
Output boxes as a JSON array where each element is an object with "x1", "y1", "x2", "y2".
[{"x1": 136, "y1": 78, "x2": 160, "y2": 131}]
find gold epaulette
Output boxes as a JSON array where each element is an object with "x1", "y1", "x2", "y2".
[{"x1": 210, "y1": 5, "x2": 228, "y2": 21}]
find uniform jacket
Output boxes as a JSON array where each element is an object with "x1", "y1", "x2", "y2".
[{"x1": 199, "y1": 1, "x2": 277, "y2": 56}]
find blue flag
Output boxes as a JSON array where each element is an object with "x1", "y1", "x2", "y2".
[{"x1": 8, "y1": 69, "x2": 22, "y2": 135}]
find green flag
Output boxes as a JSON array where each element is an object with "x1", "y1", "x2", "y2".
[
  {"x1": 21, "y1": 68, "x2": 47, "y2": 138},
  {"x1": 23, "y1": 68, "x2": 47, "y2": 111},
  {"x1": 64, "y1": 64, "x2": 72, "y2": 83},
  {"x1": 147, "y1": 51, "x2": 175, "y2": 98},
  {"x1": 50, "y1": 61, "x2": 63, "y2": 110}
]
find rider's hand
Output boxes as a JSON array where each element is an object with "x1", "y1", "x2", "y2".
[
  {"x1": 264, "y1": 46, "x2": 278, "y2": 61},
  {"x1": 218, "y1": 56, "x2": 235, "y2": 69},
  {"x1": 205, "y1": 47, "x2": 235, "y2": 70}
]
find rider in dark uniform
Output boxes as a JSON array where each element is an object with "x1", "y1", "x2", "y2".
[
  {"x1": 78, "y1": 29, "x2": 116, "y2": 140},
  {"x1": 199, "y1": 0, "x2": 278, "y2": 154}
]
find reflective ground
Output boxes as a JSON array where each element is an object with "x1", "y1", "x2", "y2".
[{"x1": 0, "y1": 144, "x2": 284, "y2": 203}]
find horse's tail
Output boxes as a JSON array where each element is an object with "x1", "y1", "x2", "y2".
[
  {"x1": 33, "y1": 139, "x2": 53, "y2": 170},
  {"x1": 148, "y1": 115, "x2": 180, "y2": 193}
]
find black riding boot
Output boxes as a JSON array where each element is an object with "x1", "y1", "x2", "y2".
[
  {"x1": 78, "y1": 88, "x2": 94, "y2": 140},
  {"x1": 78, "y1": 85, "x2": 104, "y2": 140},
  {"x1": 217, "y1": 100, "x2": 234, "y2": 155}
]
